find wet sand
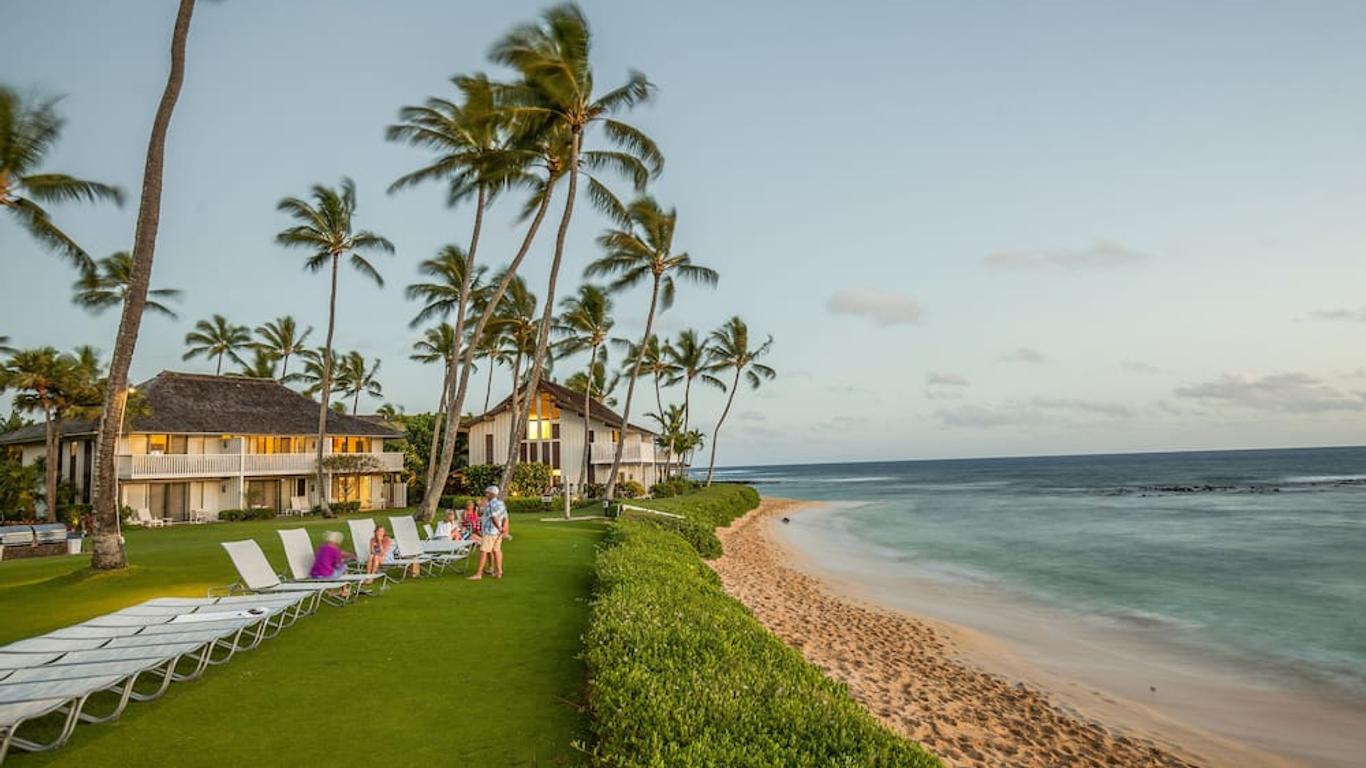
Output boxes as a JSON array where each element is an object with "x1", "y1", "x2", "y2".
[{"x1": 710, "y1": 498, "x2": 1358, "y2": 768}]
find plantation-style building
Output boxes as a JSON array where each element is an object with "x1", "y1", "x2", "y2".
[
  {"x1": 0, "y1": 371, "x2": 406, "y2": 521},
  {"x1": 464, "y1": 379, "x2": 672, "y2": 491}
]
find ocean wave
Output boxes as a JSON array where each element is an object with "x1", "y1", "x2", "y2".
[
  {"x1": 1282, "y1": 474, "x2": 1366, "y2": 484},
  {"x1": 1090, "y1": 608, "x2": 1204, "y2": 632}
]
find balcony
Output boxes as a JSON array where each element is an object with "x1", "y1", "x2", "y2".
[
  {"x1": 116, "y1": 452, "x2": 404, "y2": 480},
  {"x1": 589, "y1": 443, "x2": 656, "y2": 464}
]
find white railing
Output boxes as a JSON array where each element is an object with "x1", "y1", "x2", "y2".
[
  {"x1": 117, "y1": 451, "x2": 404, "y2": 479},
  {"x1": 589, "y1": 443, "x2": 656, "y2": 464}
]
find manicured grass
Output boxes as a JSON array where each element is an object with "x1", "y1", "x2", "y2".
[{"x1": 0, "y1": 511, "x2": 605, "y2": 767}]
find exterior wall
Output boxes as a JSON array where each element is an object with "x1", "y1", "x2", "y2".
[{"x1": 465, "y1": 399, "x2": 677, "y2": 493}]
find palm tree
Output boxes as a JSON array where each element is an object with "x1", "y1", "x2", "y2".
[
  {"x1": 616, "y1": 335, "x2": 679, "y2": 420},
  {"x1": 585, "y1": 197, "x2": 717, "y2": 497},
  {"x1": 0, "y1": 87, "x2": 124, "y2": 270},
  {"x1": 474, "y1": 329, "x2": 512, "y2": 414},
  {"x1": 335, "y1": 351, "x2": 383, "y2": 414},
  {"x1": 72, "y1": 250, "x2": 182, "y2": 319},
  {"x1": 92, "y1": 0, "x2": 197, "y2": 571},
  {"x1": 553, "y1": 284, "x2": 613, "y2": 499},
  {"x1": 2, "y1": 347, "x2": 101, "y2": 521},
  {"x1": 254, "y1": 316, "x2": 312, "y2": 380},
  {"x1": 490, "y1": 3, "x2": 662, "y2": 494},
  {"x1": 409, "y1": 322, "x2": 460, "y2": 502},
  {"x1": 275, "y1": 178, "x2": 393, "y2": 517},
  {"x1": 704, "y1": 317, "x2": 775, "y2": 486},
  {"x1": 563, "y1": 352, "x2": 618, "y2": 407},
  {"x1": 666, "y1": 328, "x2": 724, "y2": 442},
  {"x1": 389, "y1": 74, "x2": 510, "y2": 519},
  {"x1": 406, "y1": 247, "x2": 485, "y2": 504},
  {"x1": 182, "y1": 314, "x2": 251, "y2": 375},
  {"x1": 0, "y1": 336, "x2": 14, "y2": 355},
  {"x1": 490, "y1": 275, "x2": 540, "y2": 461},
  {"x1": 234, "y1": 349, "x2": 278, "y2": 379},
  {"x1": 286, "y1": 347, "x2": 340, "y2": 399},
  {"x1": 376, "y1": 403, "x2": 404, "y2": 419},
  {"x1": 647, "y1": 403, "x2": 687, "y2": 480}
]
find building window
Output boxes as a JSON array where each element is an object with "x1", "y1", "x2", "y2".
[{"x1": 484, "y1": 433, "x2": 494, "y2": 464}]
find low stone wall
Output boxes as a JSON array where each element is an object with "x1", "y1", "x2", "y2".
[{"x1": 0, "y1": 542, "x2": 71, "y2": 560}]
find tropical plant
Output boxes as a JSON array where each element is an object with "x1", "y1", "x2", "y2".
[
  {"x1": 234, "y1": 348, "x2": 278, "y2": 379},
  {"x1": 287, "y1": 347, "x2": 342, "y2": 398},
  {"x1": 647, "y1": 403, "x2": 687, "y2": 481},
  {"x1": 704, "y1": 317, "x2": 775, "y2": 485},
  {"x1": 182, "y1": 314, "x2": 251, "y2": 375},
  {"x1": 89, "y1": 0, "x2": 197, "y2": 571},
  {"x1": 490, "y1": 3, "x2": 662, "y2": 495},
  {"x1": 564, "y1": 351, "x2": 618, "y2": 406},
  {"x1": 474, "y1": 328, "x2": 512, "y2": 414},
  {"x1": 376, "y1": 402, "x2": 404, "y2": 419},
  {"x1": 0, "y1": 86, "x2": 124, "y2": 270},
  {"x1": 410, "y1": 322, "x2": 460, "y2": 496},
  {"x1": 585, "y1": 197, "x2": 717, "y2": 497},
  {"x1": 388, "y1": 74, "x2": 513, "y2": 520},
  {"x1": 554, "y1": 284, "x2": 614, "y2": 499},
  {"x1": 253, "y1": 315, "x2": 312, "y2": 380},
  {"x1": 335, "y1": 351, "x2": 383, "y2": 414},
  {"x1": 72, "y1": 251, "x2": 182, "y2": 319},
  {"x1": 1, "y1": 346, "x2": 102, "y2": 522},
  {"x1": 489, "y1": 274, "x2": 540, "y2": 461},
  {"x1": 615, "y1": 335, "x2": 679, "y2": 419},
  {"x1": 275, "y1": 177, "x2": 393, "y2": 516},
  {"x1": 0, "y1": 336, "x2": 12, "y2": 355},
  {"x1": 665, "y1": 328, "x2": 724, "y2": 440}
]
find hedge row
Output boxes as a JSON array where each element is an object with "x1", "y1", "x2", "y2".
[
  {"x1": 585, "y1": 515, "x2": 940, "y2": 767},
  {"x1": 437, "y1": 495, "x2": 600, "y2": 515},
  {"x1": 619, "y1": 484, "x2": 761, "y2": 558}
]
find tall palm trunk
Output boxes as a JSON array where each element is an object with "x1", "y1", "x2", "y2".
[
  {"x1": 315, "y1": 252, "x2": 340, "y2": 517},
  {"x1": 280, "y1": 352, "x2": 291, "y2": 381},
  {"x1": 92, "y1": 0, "x2": 196, "y2": 570},
  {"x1": 417, "y1": 188, "x2": 485, "y2": 521},
  {"x1": 502, "y1": 132, "x2": 581, "y2": 494},
  {"x1": 421, "y1": 360, "x2": 451, "y2": 505},
  {"x1": 420, "y1": 186, "x2": 554, "y2": 517},
  {"x1": 483, "y1": 356, "x2": 495, "y2": 413},
  {"x1": 605, "y1": 275, "x2": 659, "y2": 499},
  {"x1": 579, "y1": 342, "x2": 597, "y2": 497},
  {"x1": 43, "y1": 403, "x2": 57, "y2": 522},
  {"x1": 503, "y1": 349, "x2": 524, "y2": 471},
  {"x1": 214, "y1": 351, "x2": 223, "y2": 375},
  {"x1": 706, "y1": 366, "x2": 743, "y2": 486},
  {"x1": 351, "y1": 387, "x2": 360, "y2": 414},
  {"x1": 679, "y1": 376, "x2": 693, "y2": 479}
]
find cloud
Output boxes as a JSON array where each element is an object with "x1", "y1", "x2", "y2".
[
  {"x1": 984, "y1": 241, "x2": 1151, "y2": 271},
  {"x1": 924, "y1": 389, "x2": 966, "y2": 401},
  {"x1": 1122, "y1": 361, "x2": 1162, "y2": 374},
  {"x1": 826, "y1": 289, "x2": 924, "y2": 327},
  {"x1": 1307, "y1": 307, "x2": 1366, "y2": 323},
  {"x1": 736, "y1": 410, "x2": 766, "y2": 422},
  {"x1": 808, "y1": 414, "x2": 868, "y2": 432},
  {"x1": 934, "y1": 397, "x2": 1133, "y2": 429},
  {"x1": 926, "y1": 371, "x2": 969, "y2": 387},
  {"x1": 1001, "y1": 347, "x2": 1049, "y2": 365},
  {"x1": 1174, "y1": 372, "x2": 1366, "y2": 414}
]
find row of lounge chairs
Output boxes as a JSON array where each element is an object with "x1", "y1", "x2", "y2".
[{"x1": 0, "y1": 516, "x2": 475, "y2": 764}]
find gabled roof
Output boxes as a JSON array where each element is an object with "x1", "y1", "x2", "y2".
[
  {"x1": 0, "y1": 371, "x2": 402, "y2": 446},
  {"x1": 465, "y1": 379, "x2": 656, "y2": 435}
]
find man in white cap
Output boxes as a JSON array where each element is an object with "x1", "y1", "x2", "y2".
[{"x1": 469, "y1": 485, "x2": 508, "y2": 580}]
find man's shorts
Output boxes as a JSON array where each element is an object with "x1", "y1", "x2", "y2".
[{"x1": 480, "y1": 534, "x2": 502, "y2": 554}]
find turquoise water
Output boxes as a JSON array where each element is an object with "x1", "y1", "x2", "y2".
[{"x1": 717, "y1": 446, "x2": 1366, "y2": 696}]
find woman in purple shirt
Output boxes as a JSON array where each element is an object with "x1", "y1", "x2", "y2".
[{"x1": 310, "y1": 531, "x2": 352, "y2": 579}]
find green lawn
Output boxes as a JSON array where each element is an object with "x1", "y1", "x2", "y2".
[{"x1": 0, "y1": 511, "x2": 605, "y2": 767}]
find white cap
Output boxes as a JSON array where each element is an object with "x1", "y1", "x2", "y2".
[{"x1": 485, "y1": 485, "x2": 500, "y2": 495}]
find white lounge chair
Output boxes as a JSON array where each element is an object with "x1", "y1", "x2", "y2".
[
  {"x1": 0, "y1": 676, "x2": 127, "y2": 760},
  {"x1": 277, "y1": 528, "x2": 392, "y2": 599},
  {"x1": 1, "y1": 698, "x2": 72, "y2": 764},
  {"x1": 389, "y1": 516, "x2": 471, "y2": 573},
  {"x1": 346, "y1": 519, "x2": 432, "y2": 580},
  {"x1": 217, "y1": 541, "x2": 351, "y2": 612},
  {"x1": 132, "y1": 508, "x2": 170, "y2": 528},
  {"x1": 287, "y1": 496, "x2": 310, "y2": 517}
]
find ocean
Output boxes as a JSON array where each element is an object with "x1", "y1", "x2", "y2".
[{"x1": 716, "y1": 446, "x2": 1366, "y2": 699}]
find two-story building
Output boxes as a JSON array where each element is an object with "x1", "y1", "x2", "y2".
[
  {"x1": 0, "y1": 371, "x2": 406, "y2": 520},
  {"x1": 463, "y1": 380, "x2": 672, "y2": 491}
]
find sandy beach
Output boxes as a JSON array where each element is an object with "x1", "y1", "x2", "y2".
[{"x1": 710, "y1": 498, "x2": 1342, "y2": 768}]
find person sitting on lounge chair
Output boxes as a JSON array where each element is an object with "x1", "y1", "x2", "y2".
[
  {"x1": 311, "y1": 531, "x2": 353, "y2": 579},
  {"x1": 366, "y1": 525, "x2": 395, "y2": 575},
  {"x1": 434, "y1": 510, "x2": 460, "y2": 540}
]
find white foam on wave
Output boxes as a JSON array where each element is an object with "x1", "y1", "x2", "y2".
[{"x1": 1282, "y1": 474, "x2": 1366, "y2": 484}]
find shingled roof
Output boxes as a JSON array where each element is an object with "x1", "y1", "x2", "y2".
[
  {"x1": 465, "y1": 378, "x2": 656, "y2": 435},
  {"x1": 0, "y1": 371, "x2": 401, "y2": 446}
]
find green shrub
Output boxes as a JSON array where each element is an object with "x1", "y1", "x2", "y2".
[
  {"x1": 585, "y1": 516, "x2": 939, "y2": 767},
  {"x1": 509, "y1": 462, "x2": 553, "y2": 497},
  {"x1": 218, "y1": 507, "x2": 274, "y2": 522},
  {"x1": 630, "y1": 484, "x2": 760, "y2": 529},
  {"x1": 581, "y1": 482, "x2": 605, "y2": 499},
  {"x1": 616, "y1": 480, "x2": 645, "y2": 499},
  {"x1": 633, "y1": 514, "x2": 721, "y2": 558},
  {"x1": 461, "y1": 464, "x2": 502, "y2": 494},
  {"x1": 648, "y1": 478, "x2": 698, "y2": 498},
  {"x1": 438, "y1": 495, "x2": 582, "y2": 515}
]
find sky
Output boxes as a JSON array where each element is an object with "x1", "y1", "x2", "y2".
[{"x1": 3, "y1": 0, "x2": 1366, "y2": 467}]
